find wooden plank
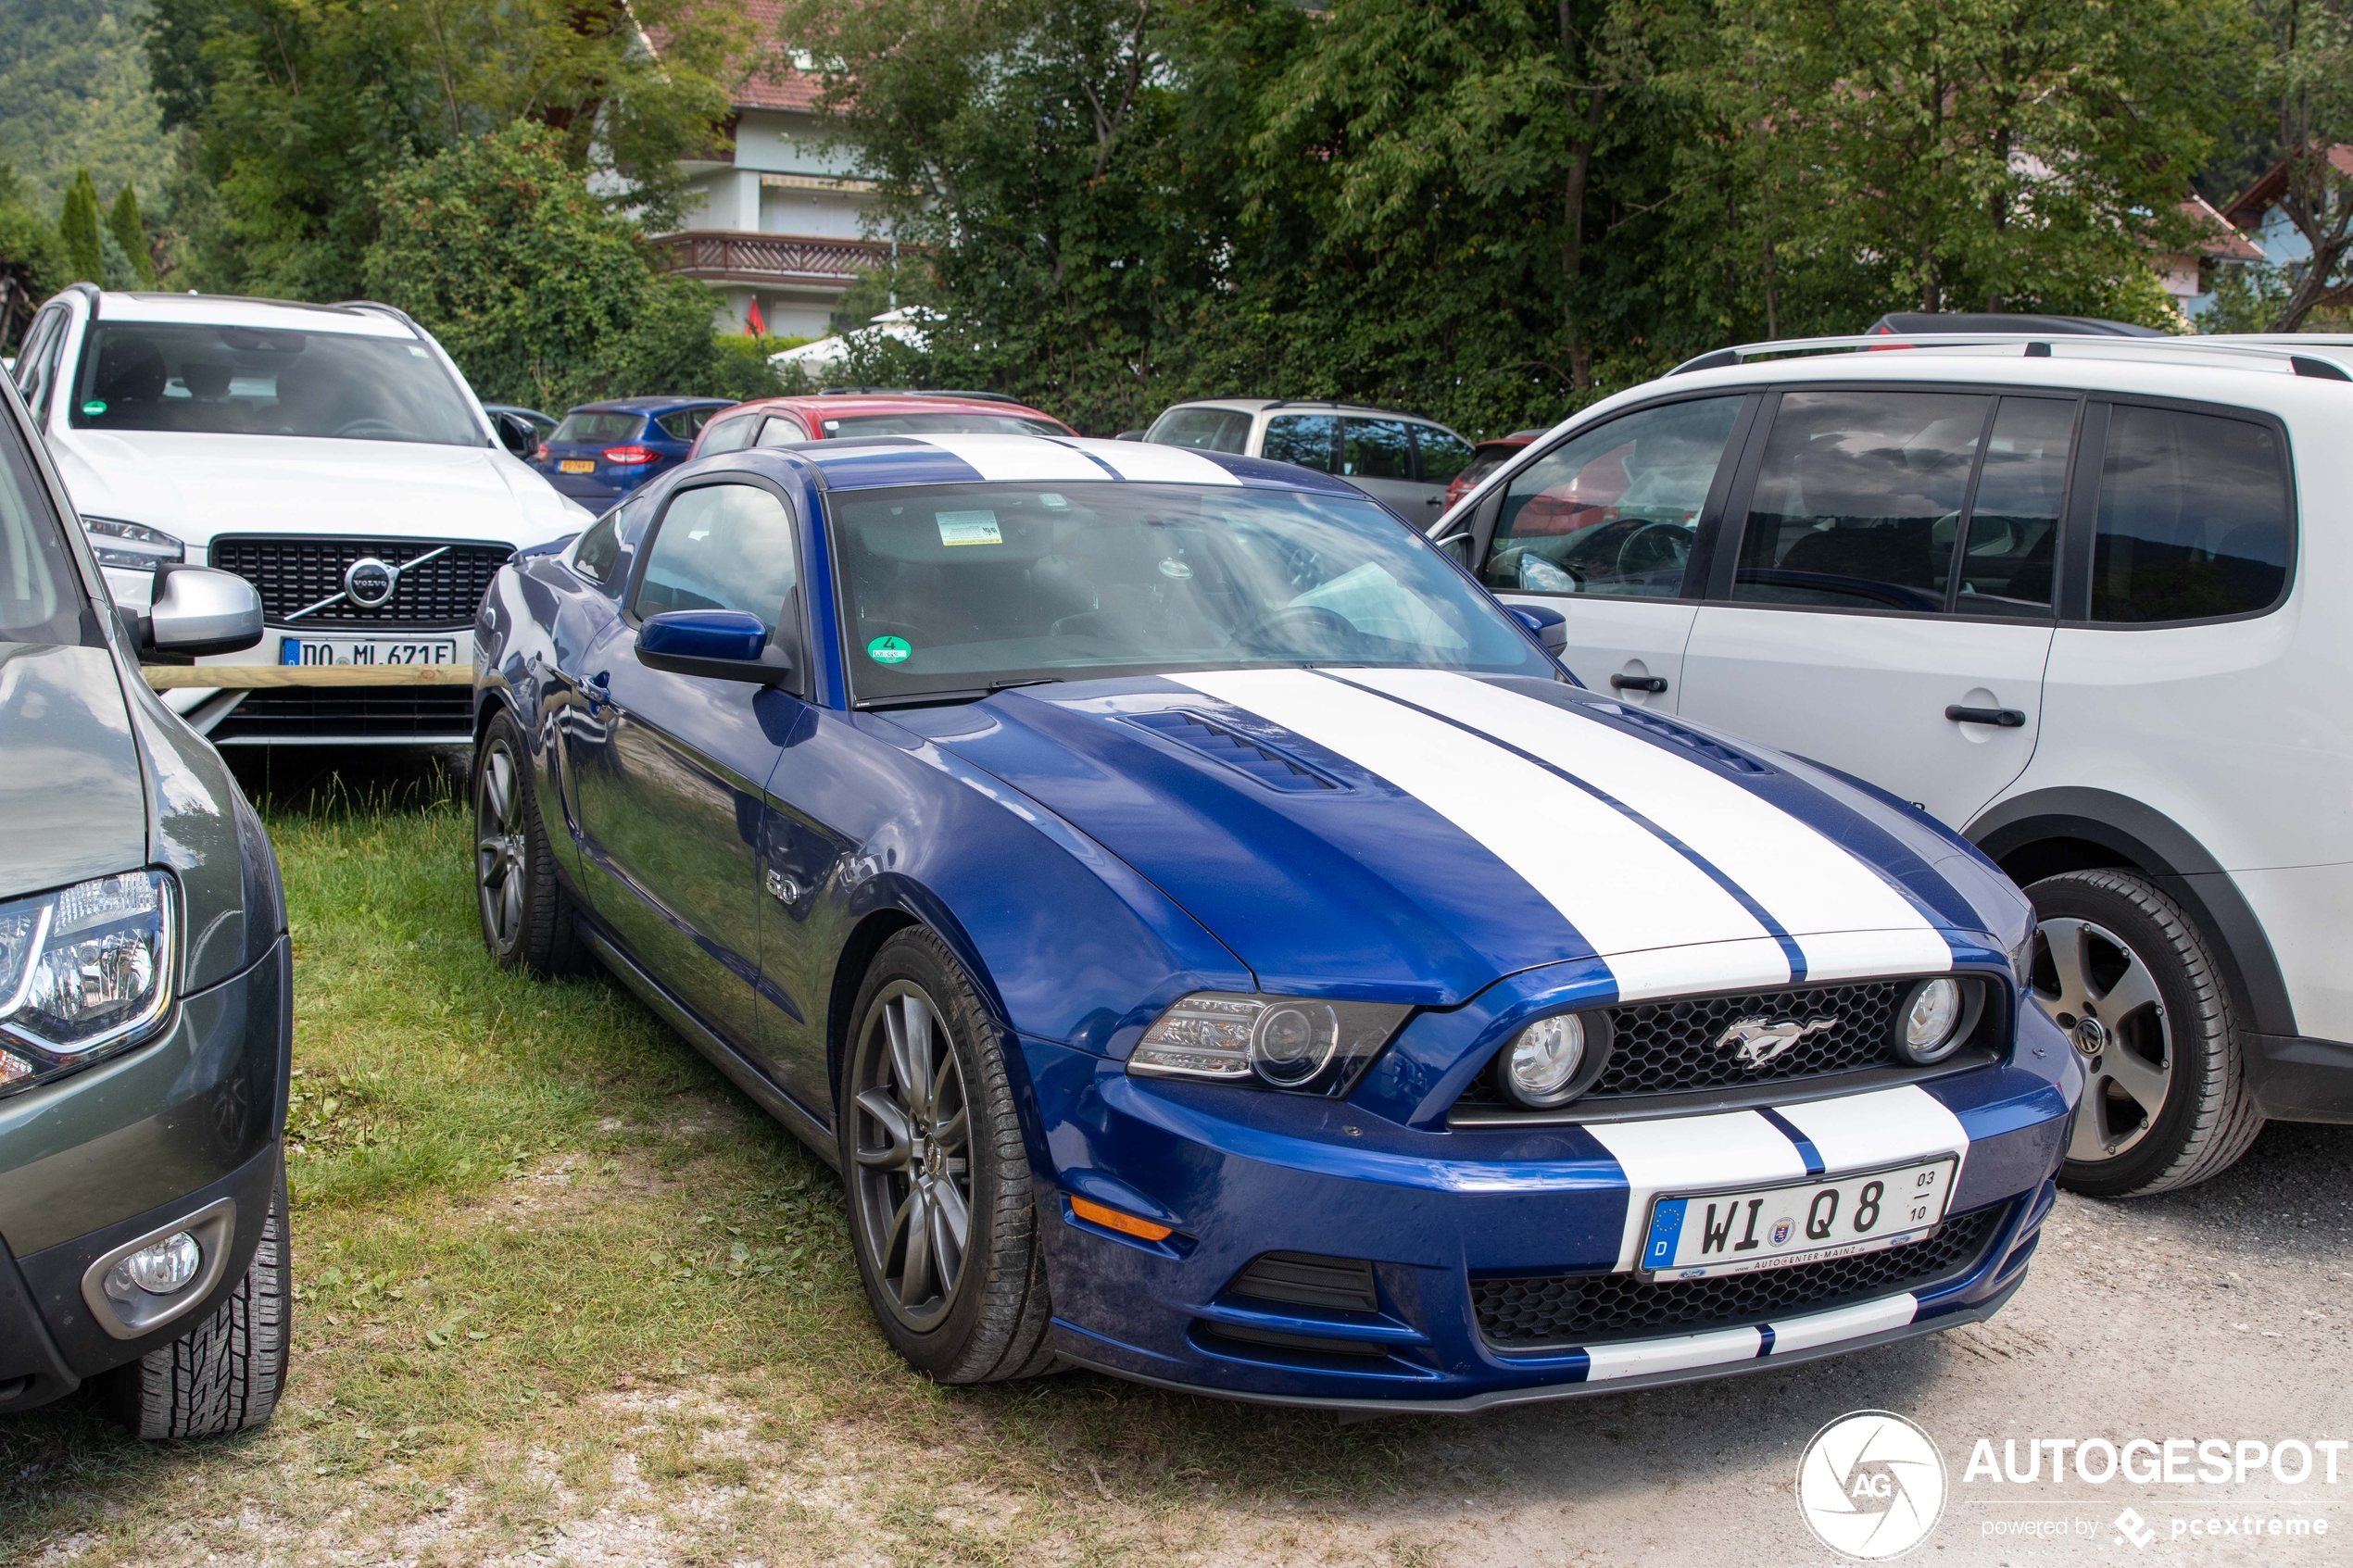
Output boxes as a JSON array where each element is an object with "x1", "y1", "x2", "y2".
[{"x1": 142, "y1": 664, "x2": 473, "y2": 690}]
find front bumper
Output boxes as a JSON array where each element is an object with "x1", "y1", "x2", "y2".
[
  {"x1": 0, "y1": 935, "x2": 290, "y2": 1414},
  {"x1": 1021, "y1": 1000, "x2": 2077, "y2": 1410}
]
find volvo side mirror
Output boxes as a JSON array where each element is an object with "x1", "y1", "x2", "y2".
[
  {"x1": 140, "y1": 566, "x2": 264, "y2": 659},
  {"x1": 493, "y1": 411, "x2": 539, "y2": 459},
  {"x1": 635, "y1": 609, "x2": 796, "y2": 685}
]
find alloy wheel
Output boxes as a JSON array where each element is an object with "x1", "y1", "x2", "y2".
[
  {"x1": 2034, "y1": 916, "x2": 2172, "y2": 1163},
  {"x1": 849, "y1": 982, "x2": 974, "y2": 1332},
  {"x1": 474, "y1": 739, "x2": 528, "y2": 956}
]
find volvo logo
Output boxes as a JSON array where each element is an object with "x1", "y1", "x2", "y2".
[
  {"x1": 1719, "y1": 1015, "x2": 1838, "y2": 1071},
  {"x1": 344, "y1": 556, "x2": 399, "y2": 608}
]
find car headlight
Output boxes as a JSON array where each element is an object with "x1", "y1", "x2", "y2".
[
  {"x1": 1890, "y1": 976, "x2": 1973, "y2": 1066},
  {"x1": 0, "y1": 871, "x2": 178, "y2": 1097},
  {"x1": 1126, "y1": 992, "x2": 1411, "y2": 1096},
  {"x1": 82, "y1": 517, "x2": 186, "y2": 571}
]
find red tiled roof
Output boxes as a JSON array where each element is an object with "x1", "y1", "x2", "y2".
[
  {"x1": 2180, "y1": 194, "x2": 2265, "y2": 262},
  {"x1": 645, "y1": 0, "x2": 830, "y2": 114},
  {"x1": 2223, "y1": 144, "x2": 2353, "y2": 231}
]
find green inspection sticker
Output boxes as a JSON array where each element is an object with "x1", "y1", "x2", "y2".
[
  {"x1": 80, "y1": 399, "x2": 106, "y2": 417},
  {"x1": 866, "y1": 635, "x2": 912, "y2": 665}
]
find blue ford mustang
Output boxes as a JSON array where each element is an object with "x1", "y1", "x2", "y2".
[{"x1": 470, "y1": 433, "x2": 2081, "y2": 1411}]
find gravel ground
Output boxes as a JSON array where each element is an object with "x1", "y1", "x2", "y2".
[{"x1": 1351, "y1": 1119, "x2": 2353, "y2": 1567}]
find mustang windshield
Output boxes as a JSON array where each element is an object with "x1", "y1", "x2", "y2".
[
  {"x1": 830, "y1": 481, "x2": 1552, "y2": 701},
  {"x1": 69, "y1": 321, "x2": 484, "y2": 445}
]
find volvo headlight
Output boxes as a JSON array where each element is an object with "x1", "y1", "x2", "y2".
[
  {"x1": 1126, "y1": 992, "x2": 1410, "y2": 1096},
  {"x1": 0, "y1": 871, "x2": 178, "y2": 1097},
  {"x1": 82, "y1": 517, "x2": 185, "y2": 571}
]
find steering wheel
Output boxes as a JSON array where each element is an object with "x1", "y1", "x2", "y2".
[
  {"x1": 1615, "y1": 521, "x2": 1691, "y2": 579},
  {"x1": 1239, "y1": 604, "x2": 1362, "y2": 654},
  {"x1": 332, "y1": 418, "x2": 406, "y2": 441}
]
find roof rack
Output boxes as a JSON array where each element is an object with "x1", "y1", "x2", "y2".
[
  {"x1": 815, "y1": 386, "x2": 1024, "y2": 406},
  {"x1": 1262, "y1": 397, "x2": 1434, "y2": 422},
  {"x1": 1669, "y1": 332, "x2": 2352, "y2": 381}
]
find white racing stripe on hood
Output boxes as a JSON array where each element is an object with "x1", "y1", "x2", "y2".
[
  {"x1": 1080, "y1": 441, "x2": 1242, "y2": 484},
  {"x1": 906, "y1": 433, "x2": 1110, "y2": 482},
  {"x1": 1334, "y1": 670, "x2": 1953, "y2": 981},
  {"x1": 1177, "y1": 668, "x2": 1789, "y2": 998}
]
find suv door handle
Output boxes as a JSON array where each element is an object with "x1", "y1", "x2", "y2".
[
  {"x1": 1611, "y1": 674, "x2": 1668, "y2": 694},
  {"x1": 1944, "y1": 704, "x2": 2025, "y2": 727}
]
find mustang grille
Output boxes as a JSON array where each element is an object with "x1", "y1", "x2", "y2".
[
  {"x1": 1471, "y1": 1203, "x2": 2008, "y2": 1350},
  {"x1": 209, "y1": 535, "x2": 512, "y2": 629}
]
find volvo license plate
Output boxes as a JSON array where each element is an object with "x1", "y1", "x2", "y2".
[
  {"x1": 279, "y1": 636, "x2": 457, "y2": 667},
  {"x1": 1640, "y1": 1156, "x2": 1958, "y2": 1280}
]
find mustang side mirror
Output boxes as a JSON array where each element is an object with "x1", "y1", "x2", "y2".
[
  {"x1": 635, "y1": 609, "x2": 796, "y2": 685},
  {"x1": 132, "y1": 565, "x2": 264, "y2": 659},
  {"x1": 1507, "y1": 602, "x2": 1569, "y2": 656},
  {"x1": 1114, "y1": 430, "x2": 1145, "y2": 442},
  {"x1": 493, "y1": 410, "x2": 539, "y2": 460}
]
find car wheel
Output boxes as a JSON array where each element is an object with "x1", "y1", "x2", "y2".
[
  {"x1": 105, "y1": 1154, "x2": 290, "y2": 1438},
  {"x1": 474, "y1": 709, "x2": 583, "y2": 976},
  {"x1": 839, "y1": 927, "x2": 1057, "y2": 1384},
  {"x1": 2029, "y1": 870, "x2": 2263, "y2": 1197}
]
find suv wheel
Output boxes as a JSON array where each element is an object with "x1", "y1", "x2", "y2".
[
  {"x1": 2029, "y1": 871, "x2": 2264, "y2": 1197},
  {"x1": 474, "y1": 709, "x2": 583, "y2": 975},
  {"x1": 838, "y1": 928, "x2": 1058, "y2": 1384},
  {"x1": 106, "y1": 1155, "x2": 290, "y2": 1438}
]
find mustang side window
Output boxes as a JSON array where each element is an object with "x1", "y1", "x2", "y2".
[
  {"x1": 1733, "y1": 391, "x2": 1988, "y2": 613},
  {"x1": 1486, "y1": 396, "x2": 1741, "y2": 597},
  {"x1": 635, "y1": 483, "x2": 799, "y2": 636},
  {"x1": 2091, "y1": 406, "x2": 2290, "y2": 622}
]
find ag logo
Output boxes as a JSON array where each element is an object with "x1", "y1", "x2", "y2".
[{"x1": 1795, "y1": 1410, "x2": 1946, "y2": 1560}]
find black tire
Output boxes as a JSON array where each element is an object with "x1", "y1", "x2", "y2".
[
  {"x1": 106, "y1": 1155, "x2": 290, "y2": 1438},
  {"x1": 837, "y1": 927, "x2": 1057, "y2": 1384},
  {"x1": 474, "y1": 708, "x2": 583, "y2": 976},
  {"x1": 2029, "y1": 870, "x2": 2264, "y2": 1197}
]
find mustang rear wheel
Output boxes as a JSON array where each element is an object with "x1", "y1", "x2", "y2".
[
  {"x1": 473, "y1": 709, "x2": 583, "y2": 976},
  {"x1": 2030, "y1": 870, "x2": 2262, "y2": 1197},
  {"x1": 840, "y1": 928, "x2": 1057, "y2": 1383}
]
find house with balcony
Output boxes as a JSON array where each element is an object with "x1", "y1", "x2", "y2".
[{"x1": 656, "y1": 15, "x2": 892, "y2": 340}]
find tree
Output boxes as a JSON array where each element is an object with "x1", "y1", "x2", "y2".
[
  {"x1": 2240, "y1": 0, "x2": 2353, "y2": 328},
  {"x1": 57, "y1": 169, "x2": 104, "y2": 284},
  {"x1": 362, "y1": 121, "x2": 746, "y2": 408},
  {"x1": 0, "y1": 163, "x2": 68, "y2": 349},
  {"x1": 107, "y1": 182, "x2": 159, "y2": 287}
]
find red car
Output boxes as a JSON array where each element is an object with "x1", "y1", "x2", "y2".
[
  {"x1": 689, "y1": 390, "x2": 1078, "y2": 458},
  {"x1": 1441, "y1": 428, "x2": 1548, "y2": 512}
]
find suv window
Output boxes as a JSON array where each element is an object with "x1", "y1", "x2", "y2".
[
  {"x1": 1487, "y1": 395, "x2": 1741, "y2": 598},
  {"x1": 551, "y1": 410, "x2": 643, "y2": 445},
  {"x1": 1341, "y1": 418, "x2": 1412, "y2": 481},
  {"x1": 1733, "y1": 391, "x2": 1986, "y2": 613},
  {"x1": 1955, "y1": 396, "x2": 2071, "y2": 616},
  {"x1": 698, "y1": 412, "x2": 761, "y2": 455},
  {"x1": 1150, "y1": 407, "x2": 1252, "y2": 453},
  {"x1": 12, "y1": 307, "x2": 65, "y2": 420},
  {"x1": 635, "y1": 483, "x2": 799, "y2": 635},
  {"x1": 0, "y1": 413, "x2": 86, "y2": 645},
  {"x1": 1263, "y1": 414, "x2": 1338, "y2": 472},
  {"x1": 1414, "y1": 426, "x2": 1477, "y2": 483},
  {"x1": 654, "y1": 408, "x2": 713, "y2": 442},
  {"x1": 2091, "y1": 405, "x2": 2289, "y2": 622}
]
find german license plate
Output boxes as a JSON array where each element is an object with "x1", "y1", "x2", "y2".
[
  {"x1": 558, "y1": 459, "x2": 595, "y2": 473},
  {"x1": 1640, "y1": 1157, "x2": 1958, "y2": 1280},
  {"x1": 279, "y1": 636, "x2": 457, "y2": 667}
]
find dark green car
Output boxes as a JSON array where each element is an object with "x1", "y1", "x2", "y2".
[{"x1": 0, "y1": 369, "x2": 293, "y2": 1436}]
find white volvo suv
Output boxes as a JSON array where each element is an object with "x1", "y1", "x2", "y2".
[
  {"x1": 9, "y1": 285, "x2": 585, "y2": 745},
  {"x1": 1440, "y1": 332, "x2": 2352, "y2": 1197}
]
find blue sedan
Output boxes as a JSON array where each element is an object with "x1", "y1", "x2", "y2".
[{"x1": 469, "y1": 434, "x2": 2080, "y2": 1411}]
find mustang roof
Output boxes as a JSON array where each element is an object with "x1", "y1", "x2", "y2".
[{"x1": 781, "y1": 433, "x2": 1366, "y2": 495}]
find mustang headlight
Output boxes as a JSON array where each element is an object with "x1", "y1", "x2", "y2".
[
  {"x1": 1126, "y1": 992, "x2": 1410, "y2": 1096},
  {"x1": 81, "y1": 517, "x2": 187, "y2": 572},
  {"x1": 0, "y1": 871, "x2": 178, "y2": 1097}
]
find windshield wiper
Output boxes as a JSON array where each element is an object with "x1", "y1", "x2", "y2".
[{"x1": 857, "y1": 677, "x2": 1064, "y2": 710}]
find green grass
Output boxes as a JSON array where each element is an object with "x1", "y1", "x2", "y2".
[{"x1": 0, "y1": 782, "x2": 1468, "y2": 1566}]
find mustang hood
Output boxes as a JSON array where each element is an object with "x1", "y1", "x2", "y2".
[
  {"x1": 0, "y1": 644, "x2": 145, "y2": 896},
  {"x1": 48, "y1": 431, "x2": 583, "y2": 555},
  {"x1": 921, "y1": 668, "x2": 2002, "y2": 1008}
]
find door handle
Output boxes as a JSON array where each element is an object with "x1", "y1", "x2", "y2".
[
  {"x1": 1944, "y1": 704, "x2": 2025, "y2": 728},
  {"x1": 1611, "y1": 673, "x2": 1668, "y2": 694}
]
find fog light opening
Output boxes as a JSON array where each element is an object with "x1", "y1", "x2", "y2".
[
  {"x1": 1494, "y1": 1010, "x2": 1612, "y2": 1110},
  {"x1": 1893, "y1": 977, "x2": 1968, "y2": 1065},
  {"x1": 103, "y1": 1231, "x2": 203, "y2": 1302}
]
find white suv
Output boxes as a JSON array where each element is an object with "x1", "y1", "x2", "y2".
[
  {"x1": 1441, "y1": 333, "x2": 2351, "y2": 1196},
  {"x1": 10, "y1": 285, "x2": 585, "y2": 746}
]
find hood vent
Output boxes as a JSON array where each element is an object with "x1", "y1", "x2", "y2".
[
  {"x1": 1121, "y1": 709, "x2": 1340, "y2": 793},
  {"x1": 1594, "y1": 702, "x2": 1769, "y2": 775}
]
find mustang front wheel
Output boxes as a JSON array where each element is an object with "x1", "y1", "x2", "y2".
[
  {"x1": 841, "y1": 928, "x2": 1057, "y2": 1383},
  {"x1": 473, "y1": 709, "x2": 583, "y2": 976}
]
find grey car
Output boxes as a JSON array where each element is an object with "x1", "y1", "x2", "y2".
[
  {"x1": 0, "y1": 370, "x2": 292, "y2": 1436},
  {"x1": 1135, "y1": 398, "x2": 1480, "y2": 524}
]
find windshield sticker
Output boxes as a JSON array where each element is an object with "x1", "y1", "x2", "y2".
[
  {"x1": 936, "y1": 510, "x2": 1003, "y2": 546},
  {"x1": 1039, "y1": 493, "x2": 1069, "y2": 508},
  {"x1": 81, "y1": 400, "x2": 106, "y2": 417},
  {"x1": 867, "y1": 635, "x2": 912, "y2": 665},
  {"x1": 1158, "y1": 558, "x2": 1193, "y2": 579}
]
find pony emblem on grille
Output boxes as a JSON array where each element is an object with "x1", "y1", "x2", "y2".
[{"x1": 1718, "y1": 1015, "x2": 1838, "y2": 1070}]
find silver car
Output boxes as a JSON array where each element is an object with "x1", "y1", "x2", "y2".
[{"x1": 1133, "y1": 398, "x2": 1477, "y2": 526}]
